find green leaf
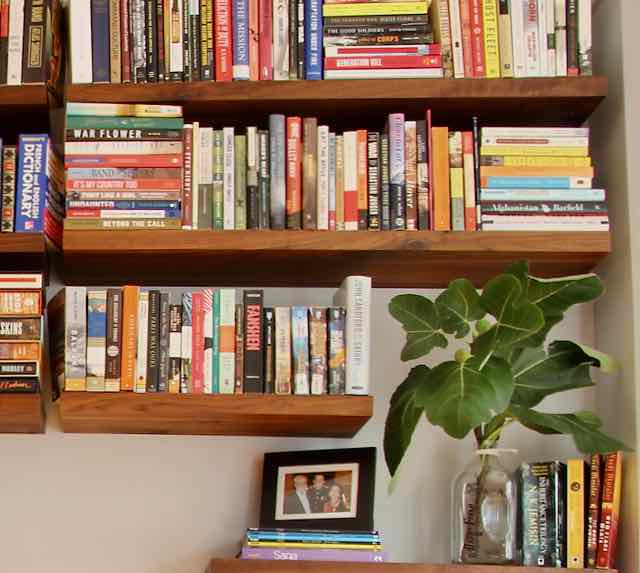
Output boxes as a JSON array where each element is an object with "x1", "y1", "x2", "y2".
[
  {"x1": 416, "y1": 356, "x2": 514, "y2": 439},
  {"x1": 389, "y1": 294, "x2": 447, "y2": 361},
  {"x1": 436, "y1": 279, "x2": 485, "y2": 338},
  {"x1": 471, "y1": 274, "x2": 545, "y2": 364},
  {"x1": 511, "y1": 341, "x2": 618, "y2": 408},
  {"x1": 510, "y1": 405, "x2": 632, "y2": 453},
  {"x1": 384, "y1": 366, "x2": 428, "y2": 478}
]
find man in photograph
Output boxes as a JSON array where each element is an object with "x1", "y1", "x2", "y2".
[
  {"x1": 308, "y1": 473, "x2": 330, "y2": 513},
  {"x1": 283, "y1": 474, "x2": 312, "y2": 515}
]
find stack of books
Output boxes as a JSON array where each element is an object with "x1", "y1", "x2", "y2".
[
  {"x1": 240, "y1": 528, "x2": 387, "y2": 562},
  {"x1": 49, "y1": 276, "x2": 371, "y2": 396},
  {"x1": 0, "y1": 134, "x2": 65, "y2": 247},
  {"x1": 63, "y1": 103, "x2": 185, "y2": 231},
  {"x1": 0, "y1": 273, "x2": 44, "y2": 394},
  {"x1": 478, "y1": 127, "x2": 608, "y2": 231},
  {"x1": 519, "y1": 453, "x2": 622, "y2": 569},
  {"x1": 322, "y1": 2, "x2": 441, "y2": 79}
]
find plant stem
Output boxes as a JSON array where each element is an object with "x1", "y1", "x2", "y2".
[{"x1": 478, "y1": 419, "x2": 514, "y2": 450}]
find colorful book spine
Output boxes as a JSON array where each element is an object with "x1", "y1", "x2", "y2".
[
  {"x1": 243, "y1": 290, "x2": 264, "y2": 393},
  {"x1": 198, "y1": 127, "x2": 214, "y2": 230},
  {"x1": 0, "y1": 0, "x2": 8, "y2": 84},
  {"x1": 246, "y1": 126, "x2": 260, "y2": 229},
  {"x1": 214, "y1": 0, "x2": 233, "y2": 80},
  {"x1": 180, "y1": 292, "x2": 192, "y2": 393},
  {"x1": 263, "y1": 308, "x2": 275, "y2": 393},
  {"x1": 1, "y1": 146, "x2": 16, "y2": 232},
  {"x1": 288, "y1": 0, "x2": 298, "y2": 79},
  {"x1": 202, "y1": 288, "x2": 213, "y2": 393},
  {"x1": 328, "y1": 307, "x2": 346, "y2": 394},
  {"x1": 0, "y1": 318, "x2": 41, "y2": 341},
  {"x1": 328, "y1": 132, "x2": 337, "y2": 230},
  {"x1": 234, "y1": 303, "x2": 244, "y2": 393},
  {"x1": 233, "y1": 0, "x2": 250, "y2": 79},
  {"x1": 416, "y1": 120, "x2": 428, "y2": 230},
  {"x1": 380, "y1": 133, "x2": 390, "y2": 230},
  {"x1": 274, "y1": 306, "x2": 291, "y2": 394},
  {"x1": 219, "y1": 288, "x2": 236, "y2": 394},
  {"x1": 431, "y1": 0, "x2": 452, "y2": 77},
  {"x1": 587, "y1": 454, "x2": 602, "y2": 568},
  {"x1": 146, "y1": 289, "x2": 161, "y2": 392},
  {"x1": 367, "y1": 131, "x2": 380, "y2": 230},
  {"x1": 286, "y1": 117, "x2": 302, "y2": 229},
  {"x1": 567, "y1": 459, "x2": 587, "y2": 569},
  {"x1": 223, "y1": 126, "x2": 235, "y2": 229},
  {"x1": 459, "y1": 0, "x2": 473, "y2": 77},
  {"x1": 213, "y1": 129, "x2": 224, "y2": 229},
  {"x1": 212, "y1": 289, "x2": 220, "y2": 392},
  {"x1": 317, "y1": 125, "x2": 330, "y2": 230},
  {"x1": 182, "y1": 124, "x2": 193, "y2": 228},
  {"x1": 104, "y1": 288, "x2": 122, "y2": 392},
  {"x1": 302, "y1": 117, "x2": 318, "y2": 229},
  {"x1": 291, "y1": 306, "x2": 310, "y2": 394},
  {"x1": 240, "y1": 546, "x2": 388, "y2": 562},
  {"x1": 168, "y1": 303, "x2": 182, "y2": 393},
  {"x1": 462, "y1": 132, "x2": 477, "y2": 231},
  {"x1": 191, "y1": 291, "x2": 204, "y2": 393},
  {"x1": 235, "y1": 134, "x2": 247, "y2": 230},
  {"x1": 309, "y1": 308, "x2": 327, "y2": 395},
  {"x1": 388, "y1": 113, "x2": 405, "y2": 230},
  {"x1": 342, "y1": 131, "x2": 357, "y2": 230},
  {"x1": 0, "y1": 292, "x2": 41, "y2": 315},
  {"x1": 273, "y1": 0, "x2": 289, "y2": 79},
  {"x1": 304, "y1": 0, "x2": 322, "y2": 79},
  {"x1": 269, "y1": 114, "x2": 286, "y2": 229},
  {"x1": 249, "y1": 0, "x2": 259, "y2": 79},
  {"x1": 15, "y1": 135, "x2": 52, "y2": 233},
  {"x1": 432, "y1": 126, "x2": 451, "y2": 230},
  {"x1": 596, "y1": 453, "x2": 622, "y2": 570},
  {"x1": 135, "y1": 291, "x2": 149, "y2": 392},
  {"x1": 336, "y1": 134, "x2": 345, "y2": 230},
  {"x1": 191, "y1": 121, "x2": 200, "y2": 229},
  {"x1": 482, "y1": 0, "x2": 500, "y2": 77},
  {"x1": 449, "y1": 131, "x2": 464, "y2": 231},
  {"x1": 404, "y1": 121, "x2": 417, "y2": 230},
  {"x1": 86, "y1": 290, "x2": 107, "y2": 392},
  {"x1": 64, "y1": 287, "x2": 87, "y2": 391},
  {"x1": 357, "y1": 129, "x2": 369, "y2": 230}
]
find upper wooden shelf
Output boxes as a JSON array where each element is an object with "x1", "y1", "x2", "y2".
[
  {"x1": 0, "y1": 84, "x2": 48, "y2": 112},
  {"x1": 66, "y1": 77, "x2": 607, "y2": 127},
  {"x1": 58, "y1": 392, "x2": 373, "y2": 437},
  {"x1": 0, "y1": 393, "x2": 45, "y2": 433},
  {"x1": 62, "y1": 230, "x2": 611, "y2": 288},
  {"x1": 205, "y1": 558, "x2": 613, "y2": 573},
  {"x1": 0, "y1": 233, "x2": 49, "y2": 275}
]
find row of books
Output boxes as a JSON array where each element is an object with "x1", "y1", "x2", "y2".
[
  {"x1": 240, "y1": 529, "x2": 387, "y2": 562},
  {"x1": 519, "y1": 453, "x2": 621, "y2": 569},
  {"x1": 433, "y1": 0, "x2": 592, "y2": 80},
  {"x1": 49, "y1": 276, "x2": 371, "y2": 395},
  {"x1": 0, "y1": 273, "x2": 45, "y2": 394},
  {"x1": 0, "y1": 134, "x2": 64, "y2": 245}
]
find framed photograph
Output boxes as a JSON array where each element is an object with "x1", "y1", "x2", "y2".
[{"x1": 259, "y1": 447, "x2": 376, "y2": 531}]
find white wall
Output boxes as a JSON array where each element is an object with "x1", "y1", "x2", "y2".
[{"x1": 0, "y1": 283, "x2": 599, "y2": 573}]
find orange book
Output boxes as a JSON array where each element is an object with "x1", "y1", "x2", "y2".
[
  {"x1": 119, "y1": 286, "x2": 139, "y2": 391},
  {"x1": 596, "y1": 452, "x2": 623, "y2": 570},
  {"x1": 479, "y1": 166, "x2": 595, "y2": 177},
  {"x1": 286, "y1": 117, "x2": 302, "y2": 229},
  {"x1": 356, "y1": 129, "x2": 368, "y2": 230},
  {"x1": 462, "y1": 131, "x2": 477, "y2": 231},
  {"x1": 0, "y1": 342, "x2": 40, "y2": 360},
  {"x1": 0, "y1": 291, "x2": 42, "y2": 316},
  {"x1": 248, "y1": 0, "x2": 260, "y2": 80},
  {"x1": 431, "y1": 126, "x2": 451, "y2": 231}
]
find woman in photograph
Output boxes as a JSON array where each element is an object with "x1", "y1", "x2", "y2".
[{"x1": 323, "y1": 482, "x2": 349, "y2": 513}]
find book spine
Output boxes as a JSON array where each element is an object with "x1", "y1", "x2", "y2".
[
  {"x1": 545, "y1": 0, "x2": 556, "y2": 75},
  {"x1": 234, "y1": 302, "x2": 244, "y2": 393},
  {"x1": 64, "y1": 287, "x2": 87, "y2": 391},
  {"x1": 304, "y1": 0, "x2": 322, "y2": 78},
  {"x1": 258, "y1": 0, "x2": 273, "y2": 79},
  {"x1": 15, "y1": 135, "x2": 48, "y2": 233},
  {"x1": 567, "y1": 459, "x2": 586, "y2": 569},
  {"x1": 214, "y1": 0, "x2": 232, "y2": 79},
  {"x1": 135, "y1": 292, "x2": 149, "y2": 392},
  {"x1": 198, "y1": 127, "x2": 213, "y2": 229},
  {"x1": 258, "y1": 130, "x2": 271, "y2": 228},
  {"x1": 0, "y1": 0, "x2": 10, "y2": 83},
  {"x1": 107, "y1": 0, "x2": 122, "y2": 83},
  {"x1": 497, "y1": 0, "x2": 513, "y2": 76},
  {"x1": 356, "y1": 129, "x2": 368, "y2": 230},
  {"x1": 577, "y1": 0, "x2": 590, "y2": 75},
  {"x1": 223, "y1": 126, "x2": 235, "y2": 230},
  {"x1": 146, "y1": 289, "x2": 161, "y2": 392},
  {"x1": 201, "y1": 288, "x2": 213, "y2": 393},
  {"x1": 21, "y1": 0, "x2": 48, "y2": 83},
  {"x1": 586, "y1": 454, "x2": 601, "y2": 567},
  {"x1": 327, "y1": 307, "x2": 346, "y2": 394},
  {"x1": 566, "y1": 0, "x2": 578, "y2": 75},
  {"x1": 309, "y1": 308, "x2": 327, "y2": 395},
  {"x1": 211, "y1": 290, "x2": 220, "y2": 392},
  {"x1": 240, "y1": 547, "x2": 389, "y2": 562},
  {"x1": 0, "y1": 317, "x2": 42, "y2": 341},
  {"x1": 449, "y1": 131, "x2": 465, "y2": 231},
  {"x1": 459, "y1": 0, "x2": 473, "y2": 77},
  {"x1": 121, "y1": 0, "x2": 132, "y2": 81},
  {"x1": 182, "y1": 0, "x2": 191, "y2": 80},
  {"x1": 131, "y1": 0, "x2": 145, "y2": 82},
  {"x1": 342, "y1": 131, "x2": 357, "y2": 230},
  {"x1": 297, "y1": 0, "x2": 305, "y2": 77},
  {"x1": 191, "y1": 291, "x2": 204, "y2": 393},
  {"x1": 269, "y1": 115, "x2": 286, "y2": 229},
  {"x1": 380, "y1": 132, "x2": 390, "y2": 230},
  {"x1": 1, "y1": 146, "x2": 16, "y2": 232},
  {"x1": 164, "y1": 0, "x2": 172, "y2": 80},
  {"x1": 448, "y1": 0, "x2": 464, "y2": 78},
  {"x1": 288, "y1": 0, "x2": 298, "y2": 78},
  {"x1": 286, "y1": 117, "x2": 302, "y2": 229},
  {"x1": 249, "y1": 0, "x2": 259, "y2": 79},
  {"x1": 524, "y1": 0, "x2": 540, "y2": 76},
  {"x1": 555, "y1": 0, "x2": 567, "y2": 75},
  {"x1": 324, "y1": 54, "x2": 441, "y2": 69},
  {"x1": 234, "y1": 134, "x2": 247, "y2": 230},
  {"x1": 246, "y1": 126, "x2": 260, "y2": 229},
  {"x1": 389, "y1": 113, "x2": 405, "y2": 230},
  {"x1": 596, "y1": 453, "x2": 622, "y2": 570},
  {"x1": 431, "y1": 0, "x2": 452, "y2": 77},
  {"x1": 189, "y1": 0, "x2": 200, "y2": 80},
  {"x1": 243, "y1": 290, "x2": 264, "y2": 393},
  {"x1": 302, "y1": 117, "x2": 318, "y2": 229},
  {"x1": 156, "y1": 0, "x2": 166, "y2": 80},
  {"x1": 432, "y1": 126, "x2": 451, "y2": 230},
  {"x1": 537, "y1": 0, "x2": 548, "y2": 76},
  {"x1": 168, "y1": 303, "x2": 182, "y2": 393},
  {"x1": 233, "y1": 0, "x2": 250, "y2": 78},
  {"x1": 367, "y1": 131, "x2": 380, "y2": 230},
  {"x1": 0, "y1": 379, "x2": 41, "y2": 393},
  {"x1": 483, "y1": 0, "x2": 500, "y2": 78},
  {"x1": 219, "y1": 289, "x2": 236, "y2": 394},
  {"x1": 554, "y1": 462, "x2": 567, "y2": 567},
  {"x1": 145, "y1": 0, "x2": 157, "y2": 81},
  {"x1": 317, "y1": 125, "x2": 330, "y2": 230},
  {"x1": 273, "y1": 0, "x2": 289, "y2": 79},
  {"x1": 263, "y1": 308, "x2": 275, "y2": 393},
  {"x1": 180, "y1": 292, "x2": 192, "y2": 393},
  {"x1": 198, "y1": 0, "x2": 208, "y2": 79},
  {"x1": 291, "y1": 306, "x2": 310, "y2": 394},
  {"x1": 0, "y1": 342, "x2": 41, "y2": 361},
  {"x1": 328, "y1": 132, "x2": 337, "y2": 230},
  {"x1": 462, "y1": 132, "x2": 476, "y2": 230},
  {"x1": 274, "y1": 306, "x2": 291, "y2": 394},
  {"x1": 191, "y1": 122, "x2": 200, "y2": 229},
  {"x1": 335, "y1": 135, "x2": 345, "y2": 230},
  {"x1": 86, "y1": 290, "x2": 107, "y2": 392},
  {"x1": 104, "y1": 288, "x2": 122, "y2": 391},
  {"x1": 520, "y1": 463, "x2": 541, "y2": 565},
  {"x1": 416, "y1": 120, "x2": 428, "y2": 230},
  {"x1": 404, "y1": 121, "x2": 417, "y2": 230},
  {"x1": 168, "y1": 0, "x2": 184, "y2": 79},
  {"x1": 182, "y1": 125, "x2": 193, "y2": 229},
  {"x1": 7, "y1": 0, "x2": 25, "y2": 84},
  {"x1": 0, "y1": 361, "x2": 39, "y2": 376},
  {"x1": 213, "y1": 130, "x2": 224, "y2": 229},
  {"x1": 0, "y1": 291, "x2": 42, "y2": 315},
  {"x1": 509, "y1": 0, "x2": 524, "y2": 77},
  {"x1": 158, "y1": 292, "x2": 170, "y2": 391}
]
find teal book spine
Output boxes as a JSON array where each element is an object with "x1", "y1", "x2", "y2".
[{"x1": 212, "y1": 289, "x2": 220, "y2": 393}]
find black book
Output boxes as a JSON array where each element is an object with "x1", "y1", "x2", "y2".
[
  {"x1": 243, "y1": 290, "x2": 264, "y2": 393},
  {"x1": 288, "y1": 0, "x2": 298, "y2": 79},
  {"x1": 182, "y1": 0, "x2": 191, "y2": 81},
  {"x1": 258, "y1": 130, "x2": 270, "y2": 229},
  {"x1": 156, "y1": 0, "x2": 166, "y2": 80},
  {"x1": 145, "y1": 0, "x2": 157, "y2": 81},
  {"x1": 189, "y1": 0, "x2": 200, "y2": 80},
  {"x1": 146, "y1": 289, "x2": 161, "y2": 391},
  {"x1": 367, "y1": 131, "x2": 380, "y2": 230},
  {"x1": 168, "y1": 304, "x2": 182, "y2": 392},
  {"x1": 158, "y1": 293, "x2": 170, "y2": 392},
  {"x1": 0, "y1": 378, "x2": 40, "y2": 393},
  {"x1": 297, "y1": 0, "x2": 304, "y2": 78},
  {"x1": 263, "y1": 307, "x2": 275, "y2": 393},
  {"x1": 105, "y1": 288, "x2": 122, "y2": 391}
]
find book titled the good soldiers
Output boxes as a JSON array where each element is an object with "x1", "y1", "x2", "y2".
[
  {"x1": 275, "y1": 306, "x2": 291, "y2": 394},
  {"x1": 596, "y1": 452, "x2": 622, "y2": 570},
  {"x1": 104, "y1": 288, "x2": 122, "y2": 392},
  {"x1": 243, "y1": 290, "x2": 264, "y2": 392},
  {"x1": 328, "y1": 307, "x2": 346, "y2": 394},
  {"x1": 309, "y1": 307, "x2": 328, "y2": 395},
  {"x1": 587, "y1": 454, "x2": 602, "y2": 567},
  {"x1": 263, "y1": 307, "x2": 275, "y2": 393},
  {"x1": 291, "y1": 306, "x2": 310, "y2": 394},
  {"x1": 168, "y1": 303, "x2": 182, "y2": 393},
  {"x1": 567, "y1": 459, "x2": 587, "y2": 569},
  {"x1": 86, "y1": 290, "x2": 108, "y2": 392}
]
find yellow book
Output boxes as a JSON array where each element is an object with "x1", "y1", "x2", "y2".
[
  {"x1": 449, "y1": 131, "x2": 464, "y2": 231},
  {"x1": 482, "y1": 0, "x2": 500, "y2": 78},
  {"x1": 480, "y1": 145, "x2": 589, "y2": 157},
  {"x1": 323, "y1": 1, "x2": 428, "y2": 17},
  {"x1": 567, "y1": 459, "x2": 587, "y2": 569},
  {"x1": 248, "y1": 541, "x2": 383, "y2": 550},
  {"x1": 480, "y1": 166, "x2": 594, "y2": 177},
  {"x1": 481, "y1": 155, "x2": 592, "y2": 167}
]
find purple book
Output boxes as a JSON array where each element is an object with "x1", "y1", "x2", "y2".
[{"x1": 240, "y1": 546, "x2": 388, "y2": 562}]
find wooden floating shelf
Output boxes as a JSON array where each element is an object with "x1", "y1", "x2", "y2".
[
  {"x1": 0, "y1": 233, "x2": 48, "y2": 275},
  {"x1": 58, "y1": 392, "x2": 373, "y2": 437},
  {"x1": 205, "y1": 559, "x2": 613, "y2": 573},
  {"x1": 62, "y1": 230, "x2": 611, "y2": 288},
  {"x1": 66, "y1": 77, "x2": 607, "y2": 126},
  {"x1": 0, "y1": 84, "x2": 49, "y2": 112},
  {"x1": 0, "y1": 393, "x2": 45, "y2": 433}
]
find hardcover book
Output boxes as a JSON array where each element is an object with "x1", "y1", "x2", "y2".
[{"x1": 243, "y1": 290, "x2": 264, "y2": 393}]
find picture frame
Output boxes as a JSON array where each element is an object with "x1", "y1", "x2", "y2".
[{"x1": 259, "y1": 447, "x2": 376, "y2": 531}]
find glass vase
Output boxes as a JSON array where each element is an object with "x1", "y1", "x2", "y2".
[{"x1": 451, "y1": 449, "x2": 518, "y2": 564}]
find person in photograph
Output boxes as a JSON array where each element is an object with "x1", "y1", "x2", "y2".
[
  {"x1": 283, "y1": 474, "x2": 312, "y2": 515},
  {"x1": 323, "y1": 482, "x2": 349, "y2": 513},
  {"x1": 308, "y1": 473, "x2": 330, "y2": 513}
]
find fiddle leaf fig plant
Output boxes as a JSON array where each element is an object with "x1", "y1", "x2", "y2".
[{"x1": 384, "y1": 261, "x2": 631, "y2": 479}]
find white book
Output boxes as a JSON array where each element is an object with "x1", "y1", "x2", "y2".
[
  {"x1": 333, "y1": 276, "x2": 372, "y2": 395},
  {"x1": 554, "y1": 0, "x2": 567, "y2": 75},
  {"x1": 65, "y1": 141, "x2": 184, "y2": 155},
  {"x1": 317, "y1": 125, "x2": 330, "y2": 230},
  {"x1": 180, "y1": 293, "x2": 193, "y2": 393},
  {"x1": 342, "y1": 131, "x2": 358, "y2": 231},
  {"x1": 481, "y1": 126, "x2": 589, "y2": 137},
  {"x1": 69, "y1": 0, "x2": 92, "y2": 83},
  {"x1": 482, "y1": 222, "x2": 609, "y2": 231},
  {"x1": 218, "y1": 289, "x2": 236, "y2": 394},
  {"x1": 64, "y1": 287, "x2": 87, "y2": 392},
  {"x1": 191, "y1": 122, "x2": 200, "y2": 230},
  {"x1": 199, "y1": 127, "x2": 214, "y2": 229},
  {"x1": 203, "y1": 288, "x2": 214, "y2": 394},
  {"x1": 447, "y1": 0, "x2": 465, "y2": 78},
  {"x1": 7, "y1": 0, "x2": 25, "y2": 85},
  {"x1": 273, "y1": 0, "x2": 289, "y2": 79},
  {"x1": 223, "y1": 127, "x2": 235, "y2": 230},
  {"x1": 578, "y1": 0, "x2": 592, "y2": 75},
  {"x1": 481, "y1": 135, "x2": 589, "y2": 147},
  {"x1": 86, "y1": 290, "x2": 107, "y2": 392},
  {"x1": 523, "y1": 0, "x2": 540, "y2": 76},
  {"x1": 274, "y1": 307, "x2": 292, "y2": 395},
  {"x1": 545, "y1": 0, "x2": 556, "y2": 75},
  {"x1": 169, "y1": 0, "x2": 184, "y2": 76},
  {"x1": 537, "y1": 0, "x2": 548, "y2": 76},
  {"x1": 328, "y1": 132, "x2": 336, "y2": 230},
  {"x1": 510, "y1": 0, "x2": 527, "y2": 77},
  {"x1": 247, "y1": 126, "x2": 258, "y2": 192},
  {"x1": 135, "y1": 292, "x2": 149, "y2": 393},
  {"x1": 324, "y1": 68, "x2": 443, "y2": 79},
  {"x1": 291, "y1": 307, "x2": 310, "y2": 395}
]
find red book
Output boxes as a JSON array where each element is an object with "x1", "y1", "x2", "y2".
[
  {"x1": 66, "y1": 179, "x2": 182, "y2": 191},
  {"x1": 470, "y1": 0, "x2": 485, "y2": 76},
  {"x1": 343, "y1": 131, "x2": 358, "y2": 231},
  {"x1": 120, "y1": 0, "x2": 131, "y2": 82},
  {"x1": 324, "y1": 45, "x2": 442, "y2": 56},
  {"x1": 65, "y1": 155, "x2": 183, "y2": 168},
  {"x1": 286, "y1": 117, "x2": 302, "y2": 229},
  {"x1": 596, "y1": 452, "x2": 622, "y2": 570},
  {"x1": 214, "y1": 0, "x2": 233, "y2": 81},
  {"x1": 259, "y1": 0, "x2": 273, "y2": 79},
  {"x1": 182, "y1": 125, "x2": 193, "y2": 229},
  {"x1": 324, "y1": 54, "x2": 442, "y2": 70},
  {"x1": 459, "y1": 0, "x2": 474, "y2": 77},
  {"x1": 191, "y1": 292, "x2": 204, "y2": 394},
  {"x1": 249, "y1": 0, "x2": 260, "y2": 80},
  {"x1": 462, "y1": 131, "x2": 477, "y2": 231}
]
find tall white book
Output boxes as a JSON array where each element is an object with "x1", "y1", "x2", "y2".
[
  {"x1": 64, "y1": 287, "x2": 87, "y2": 392},
  {"x1": 135, "y1": 292, "x2": 149, "y2": 393},
  {"x1": 554, "y1": 0, "x2": 567, "y2": 75},
  {"x1": 273, "y1": 0, "x2": 289, "y2": 79},
  {"x1": 523, "y1": 0, "x2": 540, "y2": 76},
  {"x1": 510, "y1": 0, "x2": 526, "y2": 77},
  {"x1": 448, "y1": 0, "x2": 465, "y2": 78},
  {"x1": 191, "y1": 122, "x2": 200, "y2": 230},
  {"x1": 223, "y1": 127, "x2": 235, "y2": 230},
  {"x1": 219, "y1": 288, "x2": 236, "y2": 394},
  {"x1": 317, "y1": 125, "x2": 330, "y2": 230},
  {"x1": 7, "y1": 0, "x2": 25, "y2": 85},
  {"x1": 333, "y1": 276, "x2": 372, "y2": 395}
]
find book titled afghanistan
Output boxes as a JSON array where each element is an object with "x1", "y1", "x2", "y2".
[
  {"x1": 243, "y1": 290, "x2": 264, "y2": 393},
  {"x1": 596, "y1": 452, "x2": 622, "y2": 570}
]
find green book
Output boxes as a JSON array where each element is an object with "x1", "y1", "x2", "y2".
[
  {"x1": 212, "y1": 289, "x2": 220, "y2": 393},
  {"x1": 66, "y1": 116, "x2": 185, "y2": 130},
  {"x1": 234, "y1": 134, "x2": 247, "y2": 230},
  {"x1": 213, "y1": 130, "x2": 224, "y2": 230}
]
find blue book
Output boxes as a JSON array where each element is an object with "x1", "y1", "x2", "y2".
[
  {"x1": 90, "y1": 0, "x2": 111, "y2": 82},
  {"x1": 212, "y1": 290, "x2": 220, "y2": 393},
  {"x1": 269, "y1": 115, "x2": 286, "y2": 229},
  {"x1": 232, "y1": 0, "x2": 250, "y2": 80},
  {"x1": 247, "y1": 531, "x2": 380, "y2": 543},
  {"x1": 15, "y1": 135, "x2": 52, "y2": 233},
  {"x1": 304, "y1": 0, "x2": 322, "y2": 79},
  {"x1": 86, "y1": 290, "x2": 108, "y2": 392},
  {"x1": 480, "y1": 188, "x2": 606, "y2": 202},
  {"x1": 483, "y1": 176, "x2": 592, "y2": 189}
]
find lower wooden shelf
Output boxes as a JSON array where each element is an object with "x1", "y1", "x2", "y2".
[
  {"x1": 0, "y1": 393, "x2": 45, "y2": 433},
  {"x1": 58, "y1": 392, "x2": 373, "y2": 437},
  {"x1": 0, "y1": 233, "x2": 48, "y2": 276},
  {"x1": 205, "y1": 559, "x2": 609, "y2": 573}
]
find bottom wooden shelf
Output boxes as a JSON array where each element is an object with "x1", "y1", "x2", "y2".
[
  {"x1": 58, "y1": 392, "x2": 373, "y2": 437},
  {"x1": 206, "y1": 559, "x2": 609, "y2": 573},
  {"x1": 0, "y1": 393, "x2": 45, "y2": 433}
]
